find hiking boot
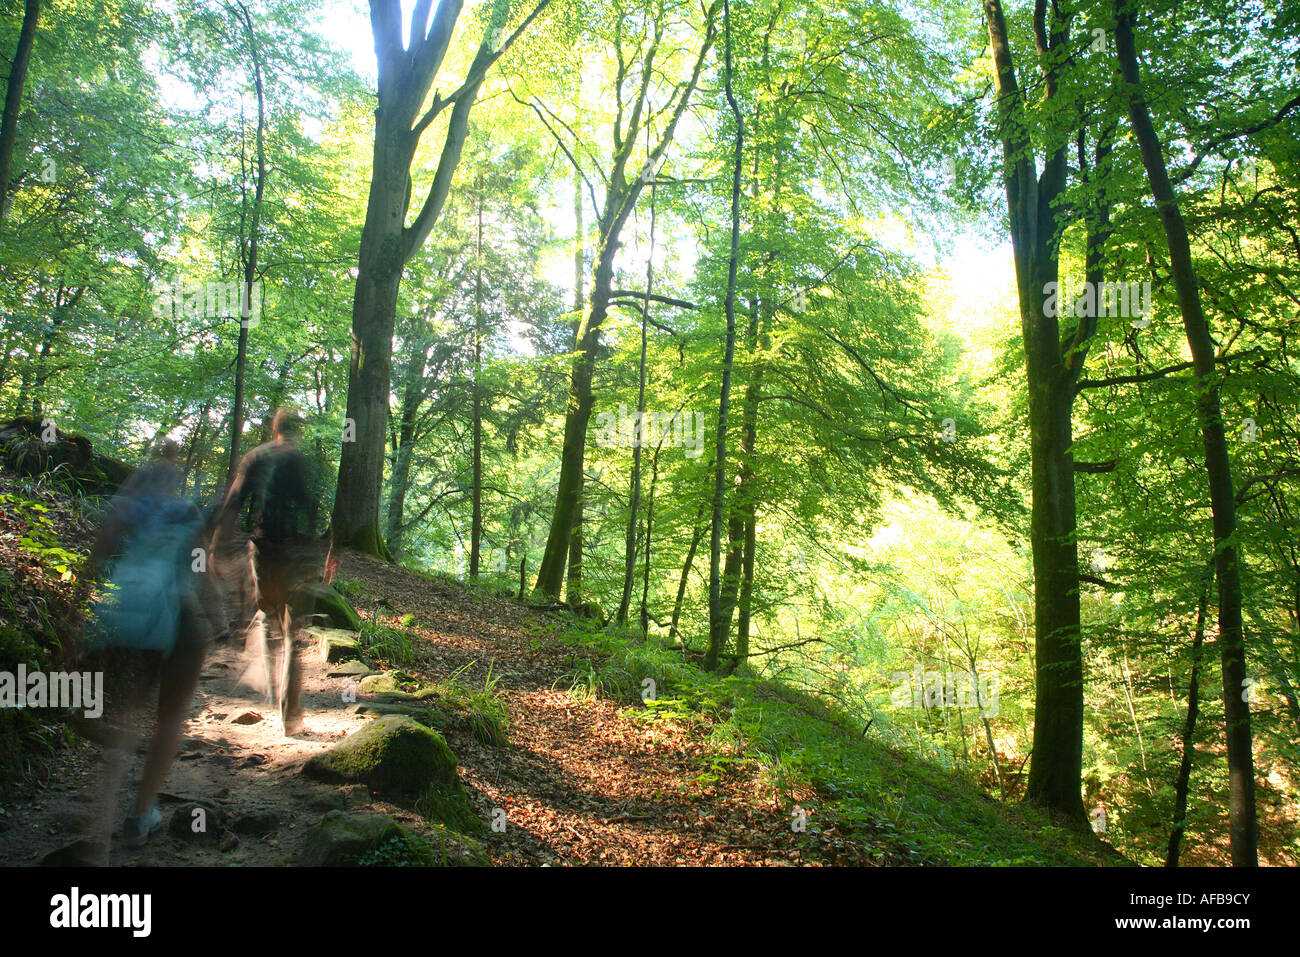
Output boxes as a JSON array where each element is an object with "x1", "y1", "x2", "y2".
[{"x1": 121, "y1": 803, "x2": 163, "y2": 847}]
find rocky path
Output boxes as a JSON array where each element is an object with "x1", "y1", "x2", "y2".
[{"x1": 1, "y1": 551, "x2": 821, "y2": 866}]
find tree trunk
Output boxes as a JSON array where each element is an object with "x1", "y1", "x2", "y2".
[
  {"x1": 566, "y1": 168, "x2": 585, "y2": 605},
  {"x1": 670, "y1": 499, "x2": 707, "y2": 644},
  {"x1": 982, "y1": 0, "x2": 1087, "y2": 826},
  {"x1": 729, "y1": 299, "x2": 764, "y2": 667},
  {"x1": 534, "y1": 238, "x2": 617, "y2": 597},
  {"x1": 470, "y1": 178, "x2": 485, "y2": 578},
  {"x1": 1114, "y1": 0, "x2": 1256, "y2": 864},
  {"x1": 704, "y1": 0, "x2": 743, "y2": 673},
  {"x1": 384, "y1": 341, "x2": 427, "y2": 555},
  {"x1": 640, "y1": 448, "x2": 659, "y2": 634},
  {"x1": 0, "y1": 0, "x2": 40, "y2": 234},
  {"x1": 227, "y1": 2, "x2": 267, "y2": 482},
  {"x1": 618, "y1": 186, "x2": 655, "y2": 625},
  {"x1": 332, "y1": 0, "x2": 525, "y2": 557},
  {"x1": 1167, "y1": 572, "x2": 1210, "y2": 866}
]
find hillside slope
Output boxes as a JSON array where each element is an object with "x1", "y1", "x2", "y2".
[{"x1": 0, "y1": 474, "x2": 1122, "y2": 866}]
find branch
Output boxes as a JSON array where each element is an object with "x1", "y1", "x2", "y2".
[
  {"x1": 412, "y1": 0, "x2": 552, "y2": 139},
  {"x1": 1174, "y1": 93, "x2": 1300, "y2": 186},
  {"x1": 507, "y1": 86, "x2": 601, "y2": 210},
  {"x1": 1079, "y1": 573, "x2": 1121, "y2": 589},
  {"x1": 1237, "y1": 468, "x2": 1300, "y2": 505},
  {"x1": 369, "y1": 0, "x2": 405, "y2": 81},
  {"x1": 747, "y1": 636, "x2": 825, "y2": 658},
  {"x1": 608, "y1": 289, "x2": 696, "y2": 309},
  {"x1": 1076, "y1": 348, "x2": 1261, "y2": 391}
]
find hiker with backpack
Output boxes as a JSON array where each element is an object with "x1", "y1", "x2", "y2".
[
  {"x1": 212, "y1": 407, "x2": 332, "y2": 737},
  {"x1": 79, "y1": 438, "x2": 219, "y2": 851}
]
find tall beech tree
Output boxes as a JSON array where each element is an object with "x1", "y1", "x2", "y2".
[
  {"x1": 981, "y1": 0, "x2": 1088, "y2": 825},
  {"x1": 527, "y1": 0, "x2": 719, "y2": 599},
  {"x1": 330, "y1": 0, "x2": 549, "y2": 556},
  {"x1": 226, "y1": 1, "x2": 267, "y2": 481},
  {"x1": 1113, "y1": 0, "x2": 1257, "y2": 864},
  {"x1": 704, "y1": 0, "x2": 743, "y2": 672}
]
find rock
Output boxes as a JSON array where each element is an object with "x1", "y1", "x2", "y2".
[
  {"x1": 168, "y1": 801, "x2": 225, "y2": 842},
  {"x1": 292, "y1": 582, "x2": 362, "y2": 631},
  {"x1": 0, "y1": 417, "x2": 130, "y2": 495},
  {"x1": 340, "y1": 784, "x2": 370, "y2": 809},
  {"x1": 301, "y1": 716, "x2": 479, "y2": 832},
  {"x1": 218, "y1": 830, "x2": 240, "y2": 852},
  {"x1": 231, "y1": 710, "x2": 263, "y2": 725},
  {"x1": 357, "y1": 671, "x2": 439, "y2": 698},
  {"x1": 232, "y1": 809, "x2": 281, "y2": 836},
  {"x1": 352, "y1": 701, "x2": 440, "y2": 720},
  {"x1": 357, "y1": 672, "x2": 408, "y2": 695},
  {"x1": 326, "y1": 660, "x2": 372, "y2": 678},
  {"x1": 305, "y1": 627, "x2": 362, "y2": 663},
  {"x1": 298, "y1": 810, "x2": 401, "y2": 866},
  {"x1": 422, "y1": 825, "x2": 491, "y2": 867},
  {"x1": 41, "y1": 840, "x2": 107, "y2": 867},
  {"x1": 297, "y1": 810, "x2": 488, "y2": 867},
  {"x1": 304, "y1": 789, "x2": 346, "y2": 813}
]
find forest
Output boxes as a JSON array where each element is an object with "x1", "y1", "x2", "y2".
[{"x1": 0, "y1": 0, "x2": 1297, "y2": 872}]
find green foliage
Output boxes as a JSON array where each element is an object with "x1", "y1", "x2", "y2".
[
  {"x1": 2, "y1": 0, "x2": 1296, "y2": 864},
  {"x1": 358, "y1": 617, "x2": 415, "y2": 667}
]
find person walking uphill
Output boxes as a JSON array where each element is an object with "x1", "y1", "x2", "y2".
[
  {"x1": 75, "y1": 438, "x2": 219, "y2": 854},
  {"x1": 213, "y1": 407, "x2": 333, "y2": 737}
]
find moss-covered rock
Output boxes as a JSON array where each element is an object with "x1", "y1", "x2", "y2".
[
  {"x1": 302, "y1": 716, "x2": 480, "y2": 832},
  {"x1": 292, "y1": 581, "x2": 362, "y2": 631},
  {"x1": 326, "y1": 660, "x2": 372, "y2": 678},
  {"x1": 357, "y1": 671, "x2": 426, "y2": 696},
  {"x1": 354, "y1": 673, "x2": 507, "y2": 747},
  {"x1": 298, "y1": 810, "x2": 489, "y2": 867}
]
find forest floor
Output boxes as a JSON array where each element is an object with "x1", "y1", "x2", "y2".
[
  {"x1": 0, "y1": 550, "x2": 850, "y2": 866},
  {"x1": 0, "y1": 473, "x2": 1122, "y2": 867}
]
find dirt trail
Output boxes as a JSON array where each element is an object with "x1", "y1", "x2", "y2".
[{"x1": 1, "y1": 552, "x2": 819, "y2": 866}]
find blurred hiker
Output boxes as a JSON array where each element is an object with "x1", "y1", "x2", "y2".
[
  {"x1": 78, "y1": 438, "x2": 219, "y2": 854},
  {"x1": 212, "y1": 407, "x2": 331, "y2": 736}
]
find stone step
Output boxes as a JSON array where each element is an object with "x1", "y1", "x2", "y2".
[{"x1": 304, "y1": 626, "x2": 362, "y2": 663}]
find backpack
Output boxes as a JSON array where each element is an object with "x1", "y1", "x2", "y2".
[
  {"x1": 235, "y1": 443, "x2": 316, "y2": 549},
  {"x1": 87, "y1": 495, "x2": 203, "y2": 656}
]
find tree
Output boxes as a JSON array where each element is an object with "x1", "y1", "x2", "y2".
[
  {"x1": 980, "y1": 0, "x2": 1088, "y2": 826},
  {"x1": 226, "y1": 1, "x2": 267, "y2": 480},
  {"x1": 330, "y1": 0, "x2": 549, "y2": 556},
  {"x1": 0, "y1": 0, "x2": 40, "y2": 235},
  {"x1": 525, "y1": 0, "x2": 719, "y2": 599},
  {"x1": 704, "y1": 0, "x2": 743, "y2": 671},
  {"x1": 1113, "y1": 0, "x2": 1257, "y2": 864}
]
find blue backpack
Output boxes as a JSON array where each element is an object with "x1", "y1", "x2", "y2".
[{"x1": 88, "y1": 495, "x2": 203, "y2": 656}]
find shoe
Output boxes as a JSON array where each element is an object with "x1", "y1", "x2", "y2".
[{"x1": 122, "y1": 803, "x2": 163, "y2": 847}]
